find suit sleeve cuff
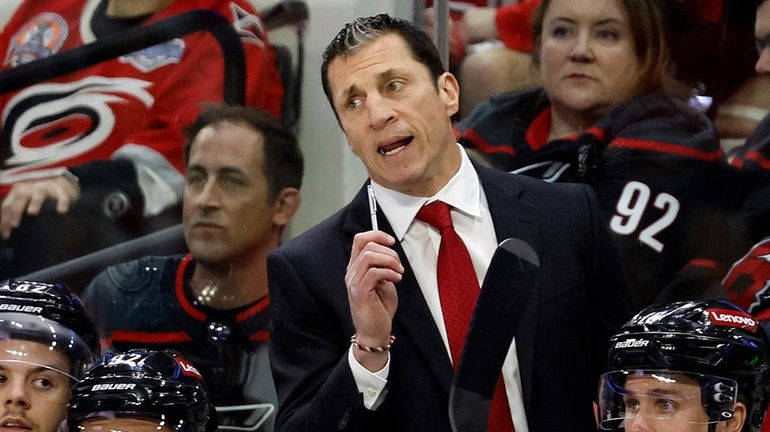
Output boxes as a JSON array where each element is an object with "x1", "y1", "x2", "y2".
[{"x1": 347, "y1": 346, "x2": 390, "y2": 410}]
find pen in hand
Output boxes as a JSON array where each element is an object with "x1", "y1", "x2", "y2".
[{"x1": 367, "y1": 184, "x2": 378, "y2": 231}]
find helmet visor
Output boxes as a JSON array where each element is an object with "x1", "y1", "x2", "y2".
[
  {"x1": 598, "y1": 370, "x2": 739, "y2": 430},
  {"x1": 0, "y1": 312, "x2": 97, "y2": 379}
]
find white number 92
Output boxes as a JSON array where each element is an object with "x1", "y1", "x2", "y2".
[{"x1": 609, "y1": 181, "x2": 680, "y2": 253}]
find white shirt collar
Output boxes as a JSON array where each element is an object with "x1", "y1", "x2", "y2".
[{"x1": 371, "y1": 144, "x2": 482, "y2": 241}]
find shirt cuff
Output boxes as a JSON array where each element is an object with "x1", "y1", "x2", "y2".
[{"x1": 347, "y1": 345, "x2": 390, "y2": 410}]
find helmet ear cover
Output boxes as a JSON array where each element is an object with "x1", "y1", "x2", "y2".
[
  {"x1": 605, "y1": 300, "x2": 770, "y2": 431},
  {"x1": 68, "y1": 349, "x2": 217, "y2": 432}
]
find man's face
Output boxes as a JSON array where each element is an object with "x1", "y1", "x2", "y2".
[
  {"x1": 621, "y1": 374, "x2": 723, "y2": 432},
  {"x1": 183, "y1": 121, "x2": 279, "y2": 266},
  {"x1": 79, "y1": 417, "x2": 174, "y2": 432},
  {"x1": 756, "y1": 0, "x2": 770, "y2": 73},
  {"x1": 0, "y1": 339, "x2": 72, "y2": 432},
  {"x1": 327, "y1": 33, "x2": 461, "y2": 197}
]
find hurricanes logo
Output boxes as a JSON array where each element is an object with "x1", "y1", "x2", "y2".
[
  {"x1": 722, "y1": 238, "x2": 770, "y2": 315},
  {"x1": 1, "y1": 76, "x2": 154, "y2": 183}
]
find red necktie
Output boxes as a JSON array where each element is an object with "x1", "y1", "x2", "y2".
[{"x1": 416, "y1": 201, "x2": 514, "y2": 432}]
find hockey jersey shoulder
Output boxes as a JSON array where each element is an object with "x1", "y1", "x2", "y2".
[
  {"x1": 727, "y1": 113, "x2": 770, "y2": 171},
  {"x1": 91, "y1": 255, "x2": 183, "y2": 294},
  {"x1": 456, "y1": 89, "x2": 547, "y2": 169},
  {"x1": 600, "y1": 95, "x2": 722, "y2": 160},
  {"x1": 1, "y1": 0, "x2": 84, "y2": 67},
  {"x1": 157, "y1": 0, "x2": 269, "y2": 46}
]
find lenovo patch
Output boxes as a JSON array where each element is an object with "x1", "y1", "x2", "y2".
[
  {"x1": 707, "y1": 308, "x2": 758, "y2": 332},
  {"x1": 175, "y1": 357, "x2": 203, "y2": 381}
]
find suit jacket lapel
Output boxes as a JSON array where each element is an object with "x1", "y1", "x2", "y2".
[
  {"x1": 477, "y1": 166, "x2": 542, "y2": 411},
  {"x1": 343, "y1": 183, "x2": 455, "y2": 394}
]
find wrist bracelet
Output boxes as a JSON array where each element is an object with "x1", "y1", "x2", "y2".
[{"x1": 350, "y1": 334, "x2": 395, "y2": 353}]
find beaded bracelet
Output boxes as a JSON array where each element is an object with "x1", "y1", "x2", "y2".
[{"x1": 350, "y1": 334, "x2": 396, "y2": 352}]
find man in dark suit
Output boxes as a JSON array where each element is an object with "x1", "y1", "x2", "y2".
[{"x1": 267, "y1": 13, "x2": 634, "y2": 432}]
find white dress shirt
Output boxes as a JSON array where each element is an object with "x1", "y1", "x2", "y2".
[{"x1": 348, "y1": 145, "x2": 529, "y2": 431}]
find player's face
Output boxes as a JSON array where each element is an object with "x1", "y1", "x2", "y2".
[
  {"x1": 183, "y1": 122, "x2": 279, "y2": 266},
  {"x1": 78, "y1": 417, "x2": 174, "y2": 432},
  {"x1": 756, "y1": 0, "x2": 770, "y2": 74},
  {"x1": 621, "y1": 374, "x2": 714, "y2": 432},
  {"x1": 538, "y1": 0, "x2": 639, "y2": 122},
  {"x1": 327, "y1": 33, "x2": 462, "y2": 197},
  {"x1": 0, "y1": 339, "x2": 73, "y2": 432}
]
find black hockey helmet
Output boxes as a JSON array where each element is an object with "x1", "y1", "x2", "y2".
[
  {"x1": 68, "y1": 349, "x2": 217, "y2": 432},
  {"x1": 0, "y1": 279, "x2": 100, "y2": 378},
  {"x1": 598, "y1": 299, "x2": 770, "y2": 431}
]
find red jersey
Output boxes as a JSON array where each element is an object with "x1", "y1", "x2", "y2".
[{"x1": 0, "y1": 0, "x2": 283, "y2": 198}]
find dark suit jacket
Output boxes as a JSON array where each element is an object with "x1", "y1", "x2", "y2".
[{"x1": 267, "y1": 165, "x2": 634, "y2": 431}]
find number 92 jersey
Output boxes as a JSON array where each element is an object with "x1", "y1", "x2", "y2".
[{"x1": 457, "y1": 89, "x2": 745, "y2": 307}]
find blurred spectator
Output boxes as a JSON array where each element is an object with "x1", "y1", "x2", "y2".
[
  {"x1": 716, "y1": 0, "x2": 770, "y2": 308},
  {"x1": 82, "y1": 105, "x2": 303, "y2": 432},
  {"x1": 722, "y1": 239, "x2": 770, "y2": 322},
  {"x1": 68, "y1": 349, "x2": 217, "y2": 432},
  {"x1": 0, "y1": 0, "x2": 284, "y2": 277},
  {"x1": 431, "y1": 0, "x2": 758, "y2": 120},
  {"x1": 0, "y1": 279, "x2": 100, "y2": 432},
  {"x1": 727, "y1": 0, "x2": 770, "y2": 172},
  {"x1": 422, "y1": 1, "x2": 541, "y2": 117},
  {"x1": 456, "y1": 0, "x2": 743, "y2": 307}
]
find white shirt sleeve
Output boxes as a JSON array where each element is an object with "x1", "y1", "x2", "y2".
[{"x1": 347, "y1": 346, "x2": 390, "y2": 410}]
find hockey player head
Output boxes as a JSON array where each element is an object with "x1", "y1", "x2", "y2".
[
  {"x1": 598, "y1": 299, "x2": 770, "y2": 432},
  {"x1": 0, "y1": 279, "x2": 100, "y2": 432},
  {"x1": 68, "y1": 349, "x2": 216, "y2": 432}
]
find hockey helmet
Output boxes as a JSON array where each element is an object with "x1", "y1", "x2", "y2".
[
  {"x1": 598, "y1": 299, "x2": 770, "y2": 431},
  {"x1": 0, "y1": 279, "x2": 99, "y2": 380},
  {"x1": 68, "y1": 349, "x2": 217, "y2": 432}
]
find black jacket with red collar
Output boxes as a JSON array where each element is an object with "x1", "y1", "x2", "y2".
[{"x1": 457, "y1": 89, "x2": 745, "y2": 306}]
